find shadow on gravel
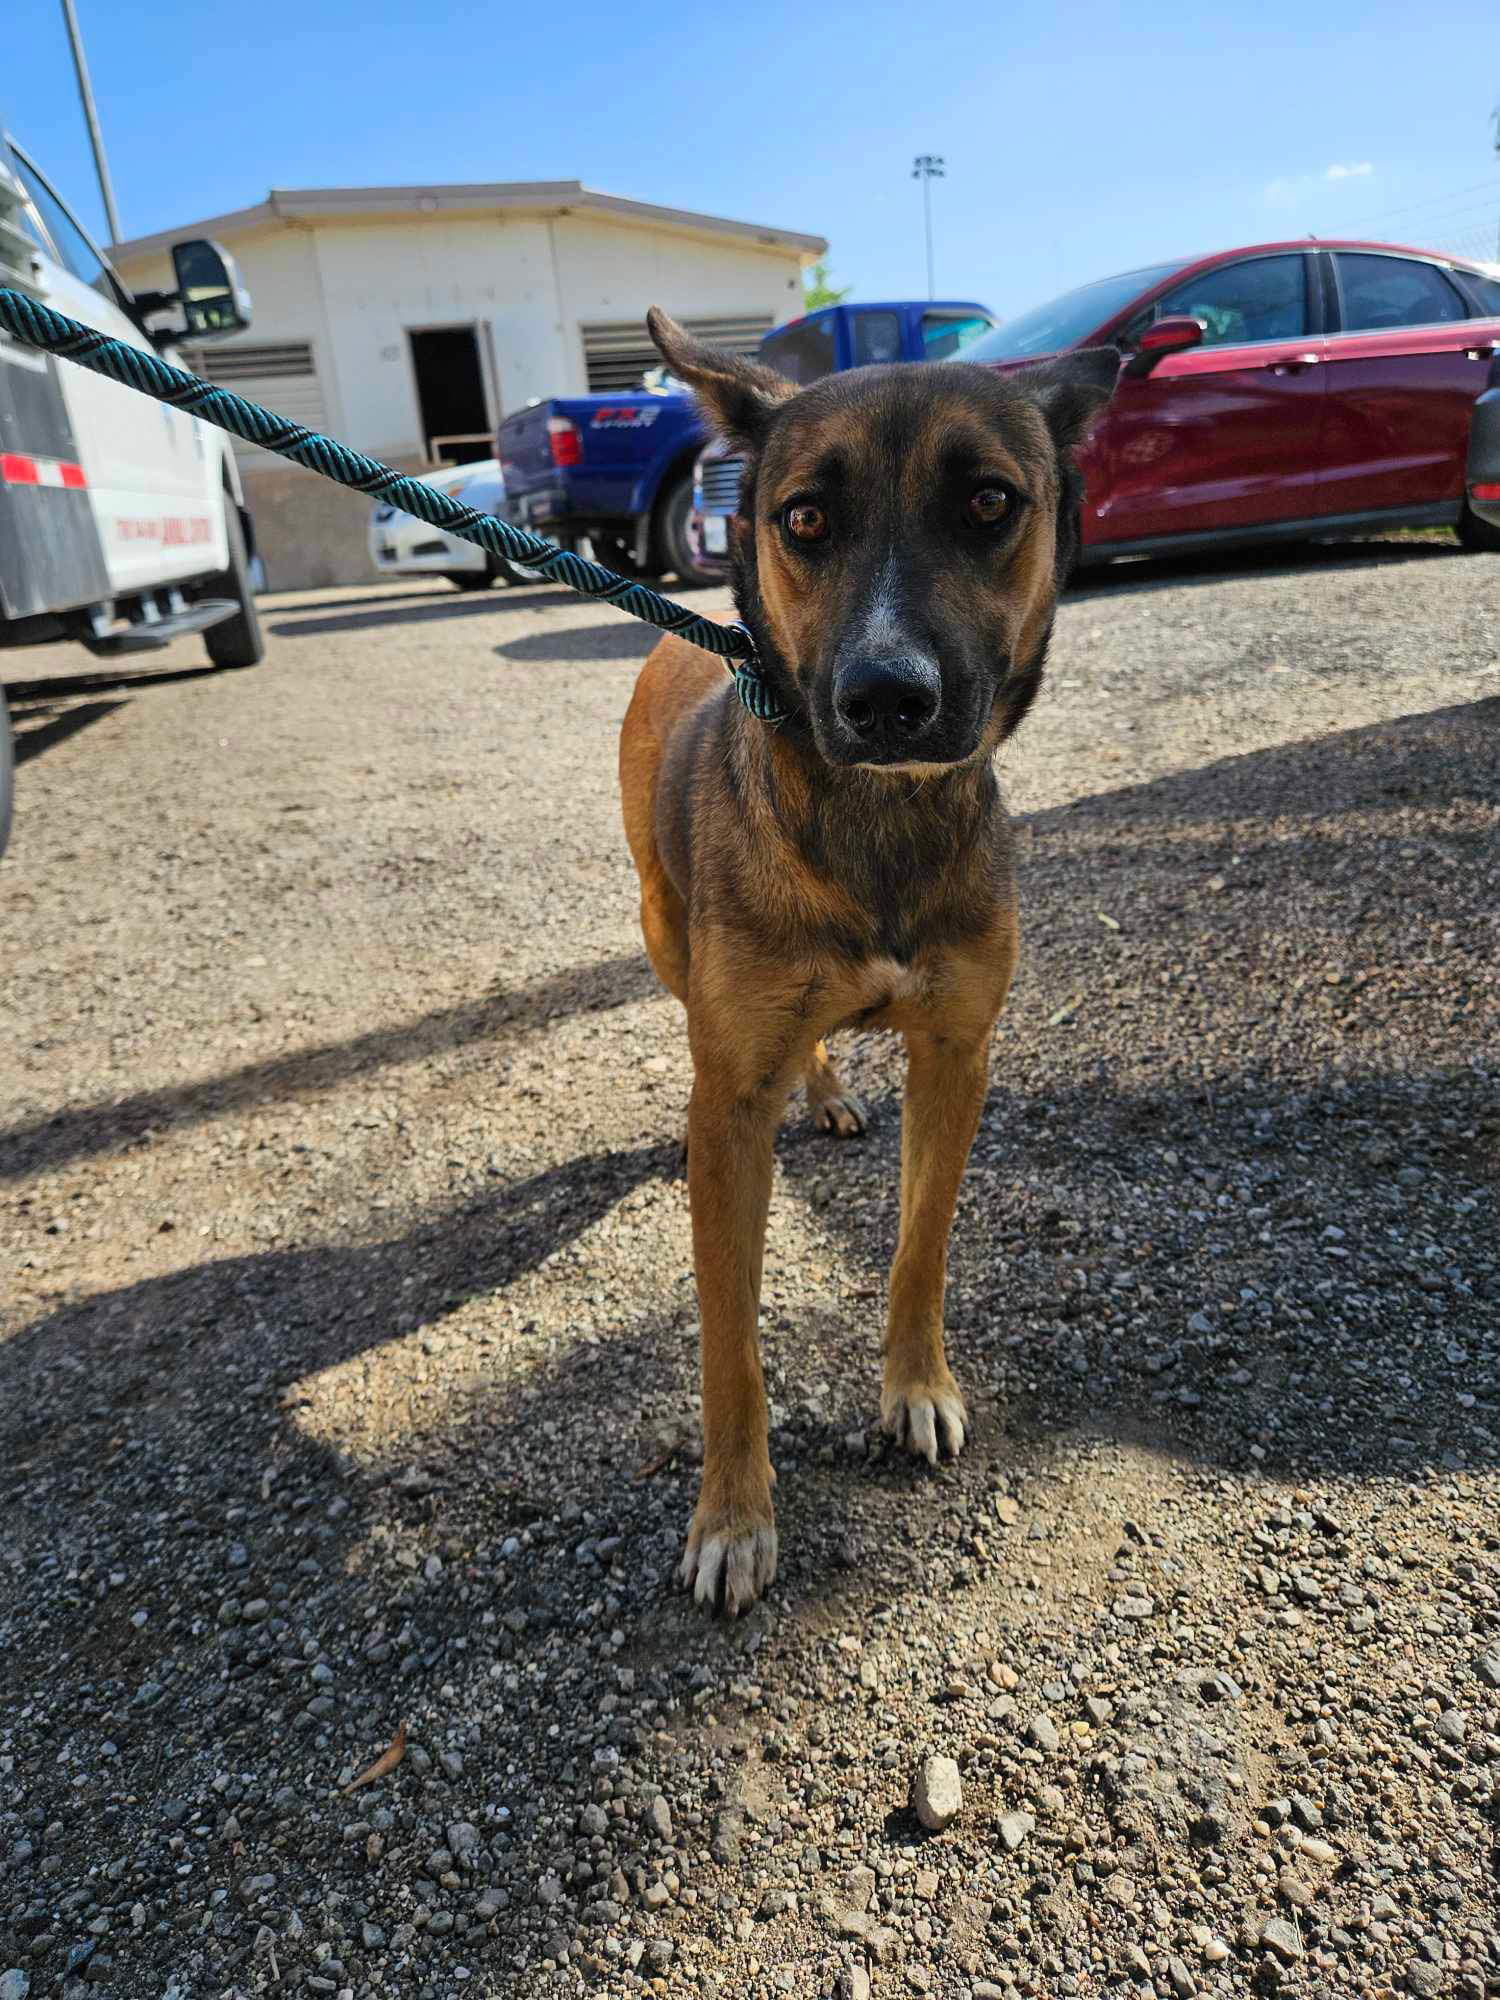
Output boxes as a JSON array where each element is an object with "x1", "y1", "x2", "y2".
[
  {"x1": 3, "y1": 660, "x2": 231, "y2": 702},
  {"x1": 268, "y1": 593, "x2": 559, "y2": 640},
  {"x1": 8, "y1": 696, "x2": 127, "y2": 765},
  {"x1": 3, "y1": 652, "x2": 1496, "y2": 1989},
  {"x1": 0, "y1": 1138, "x2": 678, "y2": 1481},
  {"x1": 494, "y1": 621, "x2": 661, "y2": 666},
  {"x1": 0, "y1": 949, "x2": 658, "y2": 1182},
  {"x1": 1069, "y1": 532, "x2": 1468, "y2": 600},
  {"x1": 268, "y1": 584, "x2": 567, "y2": 618}
]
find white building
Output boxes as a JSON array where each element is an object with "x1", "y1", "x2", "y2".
[{"x1": 112, "y1": 181, "x2": 824, "y2": 588}]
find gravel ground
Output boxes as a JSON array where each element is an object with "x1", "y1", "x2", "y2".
[{"x1": 1, "y1": 536, "x2": 1497, "y2": 2000}]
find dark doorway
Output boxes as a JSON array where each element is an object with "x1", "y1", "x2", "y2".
[{"x1": 407, "y1": 326, "x2": 491, "y2": 464}]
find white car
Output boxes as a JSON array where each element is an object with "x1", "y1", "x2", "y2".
[
  {"x1": 1, "y1": 116, "x2": 262, "y2": 857},
  {"x1": 368, "y1": 460, "x2": 536, "y2": 590}
]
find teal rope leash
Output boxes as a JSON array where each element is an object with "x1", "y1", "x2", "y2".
[{"x1": 0, "y1": 288, "x2": 789, "y2": 724}]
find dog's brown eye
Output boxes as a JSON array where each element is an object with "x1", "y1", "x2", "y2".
[
  {"x1": 967, "y1": 486, "x2": 1012, "y2": 527},
  {"x1": 784, "y1": 502, "x2": 829, "y2": 544}
]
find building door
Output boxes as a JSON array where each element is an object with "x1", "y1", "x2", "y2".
[{"x1": 407, "y1": 325, "x2": 490, "y2": 464}]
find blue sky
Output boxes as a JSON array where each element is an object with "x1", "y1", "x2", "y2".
[{"x1": 10, "y1": 0, "x2": 1500, "y2": 320}]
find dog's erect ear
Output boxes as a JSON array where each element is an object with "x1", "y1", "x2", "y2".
[
  {"x1": 1015, "y1": 346, "x2": 1121, "y2": 451},
  {"x1": 647, "y1": 306, "x2": 796, "y2": 451}
]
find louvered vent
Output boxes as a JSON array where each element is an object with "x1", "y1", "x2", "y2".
[
  {"x1": 581, "y1": 314, "x2": 772, "y2": 393},
  {"x1": 183, "y1": 340, "x2": 327, "y2": 458}
]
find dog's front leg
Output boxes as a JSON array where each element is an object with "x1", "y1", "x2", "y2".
[
  {"x1": 881, "y1": 1027, "x2": 992, "y2": 1464},
  {"x1": 677, "y1": 1051, "x2": 792, "y2": 1615}
]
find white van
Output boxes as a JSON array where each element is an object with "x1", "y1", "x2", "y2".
[{"x1": 0, "y1": 116, "x2": 263, "y2": 855}]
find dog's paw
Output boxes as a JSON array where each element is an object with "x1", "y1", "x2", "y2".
[
  {"x1": 677, "y1": 1504, "x2": 778, "y2": 1616},
  {"x1": 811, "y1": 1087, "x2": 868, "y2": 1139},
  {"x1": 881, "y1": 1376, "x2": 968, "y2": 1465}
]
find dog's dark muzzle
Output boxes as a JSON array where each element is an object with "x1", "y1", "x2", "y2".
[{"x1": 828, "y1": 652, "x2": 944, "y2": 764}]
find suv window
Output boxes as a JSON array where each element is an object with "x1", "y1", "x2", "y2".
[
  {"x1": 851, "y1": 311, "x2": 901, "y2": 365},
  {"x1": 10, "y1": 147, "x2": 115, "y2": 297},
  {"x1": 1150, "y1": 255, "x2": 1308, "y2": 346},
  {"x1": 759, "y1": 317, "x2": 836, "y2": 385},
  {"x1": 922, "y1": 311, "x2": 993, "y2": 360},
  {"x1": 1466, "y1": 271, "x2": 1500, "y2": 315},
  {"x1": 1334, "y1": 253, "x2": 1467, "y2": 332}
]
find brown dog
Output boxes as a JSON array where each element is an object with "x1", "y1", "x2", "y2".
[{"x1": 620, "y1": 309, "x2": 1117, "y2": 1612}]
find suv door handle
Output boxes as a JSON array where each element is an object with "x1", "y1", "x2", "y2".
[
  {"x1": 1464, "y1": 344, "x2": 1497, "y2": 361},
  {"x1": 1266, "y1": 355, "x2": 1321, "y2": 374}
]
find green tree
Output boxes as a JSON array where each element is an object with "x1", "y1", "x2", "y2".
[{"x1": 802, "y1": 260, "x2": 850, "y2": 311}]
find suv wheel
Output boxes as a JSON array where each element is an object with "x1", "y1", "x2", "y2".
[
  {"x1": 657, "y1": 473, "x2": 720, "y2": 589},
  {"x1": 205, "y1": 502, "x2": 266, "y2": 667}
]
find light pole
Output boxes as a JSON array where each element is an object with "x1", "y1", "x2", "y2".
[
  {"x1": 60, "y1": 0, "x2": 122, "y2": 246},
  {"x1": 912, "y1": 155, "x2": 945, "y2": 301}
]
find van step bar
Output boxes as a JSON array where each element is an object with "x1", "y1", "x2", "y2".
[{"x1": 81, "y1": 591, "x2": 237, "y2": 656}]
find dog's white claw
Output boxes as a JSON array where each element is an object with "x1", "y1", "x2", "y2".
[
  {"x1": 883, "y1": 1385, "x2": 968, "y2": 1465},
  {"x1": 813, "y1": 1089, "x2": 868, "y2": 1139},
  {"x1": 678, "y1": 1523, "x2": 778, "y2": 1616}
]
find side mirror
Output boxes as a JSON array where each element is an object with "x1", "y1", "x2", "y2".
[
  {"x1": 138, "y1": 238, "x2": 253, "y2": 347},
  {"x1": 1124, "y1": 314, "x2": 1205, "y2": 377},
  {"x1": 171, "y1": 238, "x2": 252, "y2": 339}
]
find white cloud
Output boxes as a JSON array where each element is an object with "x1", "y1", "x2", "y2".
[{"x1": 1262, "y1": 162, "x2": 1377, "y2": 208}]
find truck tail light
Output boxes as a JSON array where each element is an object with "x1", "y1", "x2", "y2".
[
  {"x1": 1471, "y1": 482, "x2": 1500, "y2": 503},
  {"x1": 547, "y1": 417, "x2": 582, "y2": 468}
]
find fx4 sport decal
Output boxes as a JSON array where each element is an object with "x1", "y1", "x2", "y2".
[{"x1": 589, "y1": 407, "x2": 661, "y2": 429}]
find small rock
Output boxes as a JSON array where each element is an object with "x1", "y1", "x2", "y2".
[
  {"x1": 1261, "y1": 1918, "x2": 1304, "y2": 1963},
  {"x1": 837, "y1": 1973, "x2": 871, "y2": 2000},
  {"x1": 1167, "y1": 1957, "x2": 1195, "y2": 1999},
  {"x1": 1026, "y1": 1714, "x2": 1060, "y2": 1754},
  {"x1": 912, "y1": 1755, "x2": 962, "y2": 1831},
  {"x1": 1476, "y1": 1650, "x2": 1500, "y2": 1690},
  {"x1": 446, "y1": 1822, "x2": 480, "y2": 1856},
  {"x1": 643, "y1": 1795, "x2": 673, "y2": 1843},
  {"x1": 998, "y1": 1811, "x2": 1035, "y2": 1852},
  {"x1": 1288, "y1": 1792, "x2": 1323, "y2": 1831},
  {"x1": 1, "y1": 1973, "x2": 31, "y2": 2000},
  {"x1": 1278, "y1": 1869, "x2": 1315, "y2": 1910},
  {"x1": 845, "y1": 1865, "x2": 876, "y2": 1912},
  {"x1": 1204, "y1": 1939, "x2": 1230, "y2": 1964}
]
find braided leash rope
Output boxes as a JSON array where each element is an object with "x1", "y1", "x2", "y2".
[{"x1": 0, "y1": 287, "x2": 790, "y2": 723}]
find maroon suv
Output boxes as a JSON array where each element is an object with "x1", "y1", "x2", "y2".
[{"x1": 961, "y1": 239, "x2": 1500, "y2": 559}]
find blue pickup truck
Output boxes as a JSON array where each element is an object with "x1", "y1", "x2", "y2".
[{"x1": 496, "y1": 299, "x2": 995, "y2": 587}]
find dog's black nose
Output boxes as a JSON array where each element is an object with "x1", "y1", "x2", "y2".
[{"x1": 833, "y1": 654, "x2": 941, "y2": 749}]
